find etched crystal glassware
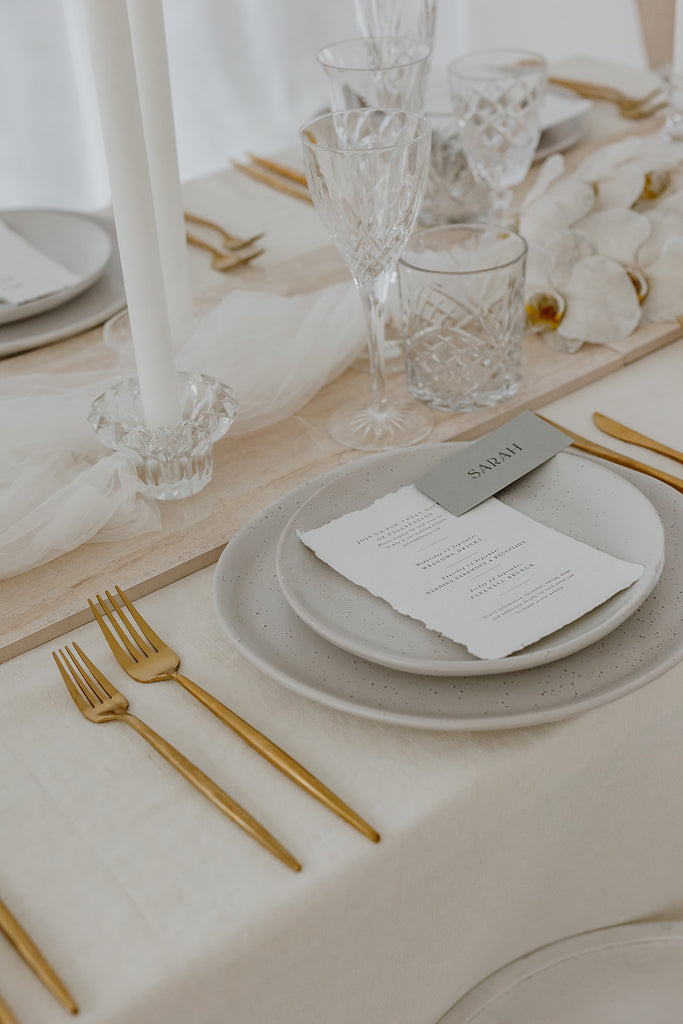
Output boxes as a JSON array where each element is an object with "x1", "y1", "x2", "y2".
[
  {"x1": 419, "y1": 80, "x2": 491, "y2": 227},
  {"x1": 300, "y1": 108, "x2": 433, "y2": 450},
  {"x1": 316, "y1": 36, "x2": 431, "y2": 113},
  {"x1": 448, "y1": 49, "x2": 546, "y2": 222},
  {"x1": 398, "y1": 223, "x2": 527, "y2": 411},
  {"x1": 354, "y1": 0, "x2": 437, "y2": 49}
]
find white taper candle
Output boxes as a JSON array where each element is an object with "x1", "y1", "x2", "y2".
[
  {"x1": 82, "y1": 0, "x2": 181, "y2": 428},
  {"x1": 126, "y1": 0, "x2": 193, "y2": 338}
]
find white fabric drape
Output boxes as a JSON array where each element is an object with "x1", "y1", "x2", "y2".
[{"x1": 0, "y1": 0, "x2": 646, "y2": 213}]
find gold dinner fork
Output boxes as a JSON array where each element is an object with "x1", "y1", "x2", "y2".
[
  {"x1": 185, "y1": 233, "x2": 265, "y2": 271},
  {"x1": 53, "y1": 644, "x2": 300, "y2": 871},
  {"x1": 89, "y1": 587, "x2": 380, "y2": 844}
]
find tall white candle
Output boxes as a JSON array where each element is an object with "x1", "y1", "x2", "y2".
[
  {"x1": 82, "y1": 0, "x2": 181, "y2": 428},
  {"x1": 127, "y1": 0, "x2": 193, "y2": 338},
  {"x1": 674, "y1": 0, "x2": 683, "y2": 77}
]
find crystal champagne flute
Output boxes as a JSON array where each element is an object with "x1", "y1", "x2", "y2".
[{"x1": 300, "y1": 108, "x2": 432, "y2": 450}]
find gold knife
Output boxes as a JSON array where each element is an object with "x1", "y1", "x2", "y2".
[
  {"x1": 536, "y1": 416, "x2": 683, "y2": 494},
  {"x1": 593, "y1": 411, "x2": 683, "y2": 466},
  {"x1": 0, "y1": 899, "x2": 77, "y2": 1014}
]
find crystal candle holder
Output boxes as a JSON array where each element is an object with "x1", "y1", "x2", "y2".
[{"x1": 88, "y1": 372, "x2": 238, "y2": 500}]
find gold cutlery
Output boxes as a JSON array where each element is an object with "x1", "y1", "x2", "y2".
[
  {"x1": 537, "y1": 415, "x2": 683, "y2": 494},
  {"x1": 184, "y1": 211, "x2": 264, "y2": 251},
  {"x1": 593, "y1": 411, "x2": 683, "y2": 465},
  {"x1": 53, "y1": 644, "x2": 300, "y2": 871},
  {"x1": 548, "y1": 77, "x2": 666, "y2": 119},
  {"x1": 245, "y1": 153, "x2": 308, "y2": 189},
  {"x1": 0, "y1": 897, "x2": 77, "y2": 1015},
  {"x1": 0, "y1": 990, "x2": 20, "y2": 1024},
  {"x1": 88, "y1": 586, "x2": 380, "y2": 844},
  {"x1": 185, "y1": 233, "x2": 265, "y2": 272},
  {"x1": 232, "y1": 159, "x2": 314, "y2": 205}
]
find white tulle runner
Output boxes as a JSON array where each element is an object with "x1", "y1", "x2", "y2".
[{"x1": 0, "y1": 281, "x2": 365, "y2": 579}]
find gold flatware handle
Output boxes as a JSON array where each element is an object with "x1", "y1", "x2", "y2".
[
  {"x1": 0, "y1": 898, "x2": 77, "y2": 1014},
  {"x1": 186, "y1": 231, "x2": 215, "y2": 255},
  {"x1": 171, "y1": 672, "x2": 380, "y2": 843},
  {"x1": 593, "y1": 412, "x2": 683, "y2": 466},
  {"x1": 538, "y1": 416, "x2": 683, "y2": 494},
  {"x1": 0, "y1": 990, "x2": 20, "y2": 1024},
  {"x1": 121, "y1": 713, "x2": 301, "y2": 871},
  {"x1": 245, "y1": 153, "x2": 309, "y2": 188},
  {"x1": 184, "y1": 211, "x2": 264, "y2": 249},
  {"x1": 548, "y1": 76, "x2": 661, "y2": 109},
  {"x1": 232, "y1": 160, "x2": 314, "y2": 205}
]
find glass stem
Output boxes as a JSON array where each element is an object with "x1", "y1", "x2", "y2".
[
  {"x1": 490, "y1": 187, "x2": 513, "y2": 226},
  {"x1": 358, "y1": 270, "x2": 391, "y2": 408}
]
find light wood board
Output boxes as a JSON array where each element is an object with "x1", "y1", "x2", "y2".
[{"x1": 2, "y1": 297, "x2": 681, "y2": 664}]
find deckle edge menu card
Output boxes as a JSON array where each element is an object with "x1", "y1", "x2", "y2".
[{"x1": 298, "y1": 485, "x2": 644, "y2": 661}]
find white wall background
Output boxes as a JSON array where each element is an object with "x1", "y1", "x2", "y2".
[{"x1": 0, "y1": 0, "x2": 648, "y2": 211}]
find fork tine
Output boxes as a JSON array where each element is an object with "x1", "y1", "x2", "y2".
[
  {"x1": 63, "y1": 644, "x2": 106, "y2": 705},
  {"x1": 114, "y1": 585, "x2": 165, "y2": 650},
  {"x1": 102, "y1": 590, "x2": 151, "y2": 656},
  {"x1": 88, "y1": 595, "x2": 140, "y2": 668},
  {"x1": 52, "y1": 649, "x2": 92, "y2": 712},
  {"x1": 71, "y1": 643, "x2": 118, "y2": 700}
]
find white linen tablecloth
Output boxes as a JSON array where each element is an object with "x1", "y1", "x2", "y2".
[{"x1": 2, "y1": 340, "x2": 683, "y2": 1024}]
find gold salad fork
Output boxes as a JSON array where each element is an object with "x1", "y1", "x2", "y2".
[
  {"x1": 89, "y1": 587, "x2": 380, "y2": 844},
  {"x1": 185, "y1": 233, "x2": 265, "y2": 272},
  {"x1": 184, "y1": 211, "x2": 264, "y2": 251},
  {"x1": 53, "y1": 644, "x2": 300, "y2": 871}
]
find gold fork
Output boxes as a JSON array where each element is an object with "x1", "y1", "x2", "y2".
[
  {"x1": 184, "y1": 211, "x2": 264, "y2": 251},
  {"x1": 89, "y1": 587, "x2": 380, "y2": 844},
  {"x1": 53, "y1": 644, "x2": 300, "y2": 872},
  {"x1": 185, "y1": 233, "x2": 265, "y2": 271}
]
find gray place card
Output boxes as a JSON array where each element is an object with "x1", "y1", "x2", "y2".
[{"x1": 415, "y1": 411, "x2": 572, "y2": 516}]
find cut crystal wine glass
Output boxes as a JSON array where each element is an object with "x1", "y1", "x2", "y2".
[
  {"x1": 300, "y1": 108, "x2": 433, "y2": 451},
  {"x1": 354, "y1": 0, "x2": 437, "y2": 49},
  {"x1": 448, "y1": 49, "x2": 547, "y2": 223}
]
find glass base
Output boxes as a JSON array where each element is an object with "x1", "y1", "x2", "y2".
[
  {"x1": 88, "y1": 372, "x2": 238, "y2": 500},
  {"x1": 328, "y1": 397, "x2": 433, "y2": 452}
]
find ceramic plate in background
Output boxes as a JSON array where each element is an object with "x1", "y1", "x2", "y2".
[
  {"x1": 0, "y1": 209, "x2": 112, "y2": 325},
  {"x1": 439, "y1": 922, "x2": 683, "y2": 1023},
  {"x1": 0, "y1": 212, "x2": 125, "y2": 358},
  {"x1": 536, "y1": 90, "x2": 592, "y2": 160}
]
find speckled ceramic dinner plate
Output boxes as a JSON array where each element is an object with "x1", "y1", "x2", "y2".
[
  {"x1": 213, "y1": 451, "x2": 683, "y2": 730},
  {"x1": 439, "y1": 922, "x2": 683, "y2": 1023},
  {"x1": 275, "y1": 446, "x2": 664, "y2": 676}
]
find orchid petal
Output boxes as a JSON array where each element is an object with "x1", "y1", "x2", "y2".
[
  {"x1": 641, "y1": 237, "x2": 683, "y2": 322},
  {"x1": 558, "y1": 256, "x2": 642, "y2": 343},
  {"x1": 573, "y1": 208, "x2": 650, "y2": 264}
]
